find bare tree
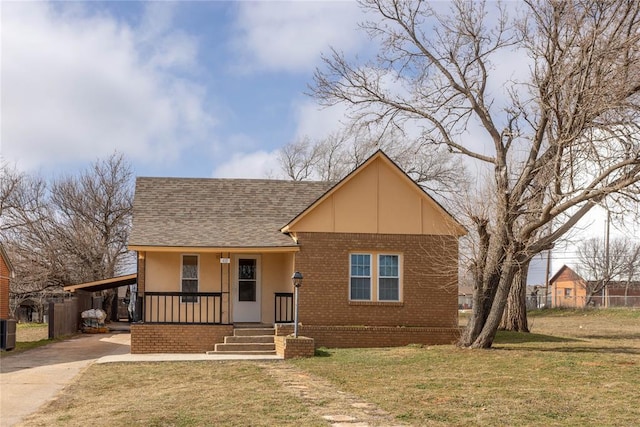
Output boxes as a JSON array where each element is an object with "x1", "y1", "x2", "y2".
[
  {"x1": 620, "y1": 242, "x2": 640, "y2": 305},
  {"x1": 577, "y1": 237, "x2": 640, "y2": 306},
  {"x1": 279, "y1": 128, "x2": 468, "y2": 198},
  {"x1": 312, "y1": 0, "x2": 640, "y2": 347},
  {"x1": 278, "y1": 136, "x2": 323, "y2": 181},
  {"x1": 1, "y1": 153, "x2": 135, "y2": 321}
]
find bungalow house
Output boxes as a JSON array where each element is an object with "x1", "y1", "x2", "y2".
[
  {"x1": 550, "y1": 264, "x2": 640, "y2": 308},
  {"x1": 128, "y1": 150, "x2": 466, "y2": 354}
]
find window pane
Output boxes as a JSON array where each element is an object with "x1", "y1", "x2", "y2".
[
  {"x1": 350, "y1": 277, "x2": 371, "y2": 300},
  {"x1": 379, "y1": 255, "x2": 398, "y2": 277},
  {"x1": 239, "y1": 280, "x2": 256, "y2": 301},
  {"x1": 182, "y1": 279, "x2": 198, "y2": 302},
  {"x1": 239, "y1": 259, "x2": 256, "y2": 280},
  {"x1": 379, "y1": 278, "x2": 399, "y2": 301},
  {"x1": 182, "y1": 255, "x2": 198, "y2": 279},
  {"x1": 350, "y1": 254, "x2": 371, "y2": 276}
]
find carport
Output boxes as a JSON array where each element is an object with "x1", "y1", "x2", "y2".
[{"x1": 61, "y1": 274, "x2": 138, "y2": 335}]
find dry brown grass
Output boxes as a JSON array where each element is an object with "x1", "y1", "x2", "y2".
[
  {"x1": 16, "y1": 323, "x2": 49, "y2": 342},
  {"x1": 22, "y1": 361, "x2": 325, "y2": 427},
  {"x1": 294, "y1": 309, "x2": 640, "y2": 426},
  {"x1": 20, "y1": 309, "x2": 640, "y2": 426}
]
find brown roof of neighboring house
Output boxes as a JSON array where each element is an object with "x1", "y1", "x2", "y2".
[
  {"x1": 129, "y1": 177, "x2": 331, "y2": 248},
  {"x1": 549, "y1": 264, "x2": 584, "y2": 284}
]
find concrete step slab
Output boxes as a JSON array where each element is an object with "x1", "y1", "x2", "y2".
[
  {"x1": 205, "y1": 350, "x2": 277, "y2": 356},
  {"x1": 233, "y1": 328, "x2": 275, "y2": 337},
  {"x1": 215, "y1": 343, "x2": 276, "y2": 352},
  {"x1": 225, "y1": 335, "x2": 275, "y2": 344}
]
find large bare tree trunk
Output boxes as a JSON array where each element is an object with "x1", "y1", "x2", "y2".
[{"x1": 500, "y1": 262, "x2": 530, "y2": 332}]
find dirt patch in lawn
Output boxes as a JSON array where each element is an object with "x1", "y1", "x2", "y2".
[{"x1": 259, "y1": 361, "x2": 407, "y2": 426}]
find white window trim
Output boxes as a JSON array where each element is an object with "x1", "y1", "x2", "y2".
[
  {"x1": 349, "y1": 253, "x2": 372, "y2": 301},
  {"x1": 377, "y1": 254, "x2": 401, "y2": 302},
  {"x1": 181, "y1": 254, "x2": 199, "y2": 303}
]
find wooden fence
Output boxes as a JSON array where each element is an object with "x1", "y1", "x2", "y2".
[{"x1": 48, "y1": 294, "x2": 92, "y2": 339}]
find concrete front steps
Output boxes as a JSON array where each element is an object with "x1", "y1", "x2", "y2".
[{"x1": 207, "y1": 326, "x2": 276, "y2": 355}]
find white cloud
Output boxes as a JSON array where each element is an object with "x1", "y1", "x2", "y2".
[
  {"x1": 232, "y1": 1, "x2": 365, "y2": 73},
  {"x1": 293, "y1": 100, "x2": 349, "y2": 141},
  {"x1": 212, "y1": 150, "x2": 282, "y2": 179},
  {"x1": 0, "y1": 2, "x2": 215, "y2": 172}
]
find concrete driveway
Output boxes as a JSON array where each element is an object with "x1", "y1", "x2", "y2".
[{"x1": 0, "y1": 332, "x2": 131, "y2": 427}]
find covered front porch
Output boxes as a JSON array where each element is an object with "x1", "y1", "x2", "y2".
[{"x1": 135, "y1": 248, "x2": 298, "y2": 327}]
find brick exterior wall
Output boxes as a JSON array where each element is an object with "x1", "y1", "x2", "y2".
[
  {"x1": 294, "y1": 232, "x2": 459, "y2": 328},
  {"x1": 275, "y1": 335, "x2": 315, "y2": 358},
  {"x1": 131, "y1": 324, "x2": 232, "y2": 354},
  {"x1": 0, "y1": 254, "x2": 10, "y2": 319},
  {"x1": 276, "y1": 324, "x2": 460, "y2": 348}
]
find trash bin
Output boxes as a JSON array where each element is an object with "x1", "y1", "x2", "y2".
[{"x1": 0, "y1": 319, "x2": 17, "y2": 351}]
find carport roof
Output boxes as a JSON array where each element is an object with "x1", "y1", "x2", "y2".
[{"x1": 64, "y1": 274, "x2": 137, "y2": 293}]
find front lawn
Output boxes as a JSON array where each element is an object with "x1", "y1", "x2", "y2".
[
  {"x1": 294, "y1": 308, "x2": 640, "y2": 426},
  {"x1": 21, "y1": 309, "x2": 640, "y2": 426}
]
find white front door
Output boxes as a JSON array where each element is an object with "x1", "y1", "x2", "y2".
[{"x1": 233, "y1": 255, "x2": 261, "y2": 323}]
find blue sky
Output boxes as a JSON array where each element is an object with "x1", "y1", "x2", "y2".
[
  {"x1": 1, "y1": 1, "x2": 367, "y2": 178},
  {"x1": 1, "y1": 1, "x2": 636, "y2": 282}
]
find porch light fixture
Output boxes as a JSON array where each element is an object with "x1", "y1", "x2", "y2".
[{"x1": 292, "y1": 272, "x2": 303, "y2": 337}]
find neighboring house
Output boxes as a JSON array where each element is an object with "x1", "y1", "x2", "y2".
[
  {"x1": 550, "y1": 264, "x2": 640, "y2": 308},
  {"x1": 550, "y1": 265, "x2": 589, "y2": 308},
  {"x1": 128, "y1": 150, "x2": 466, "y2": 354},
  {"x1": 1, "y1": 244, "x2": 14, "y2": 320},
  {"x1": 458, "y1": 285, "x2": 474, "y2": 309}
]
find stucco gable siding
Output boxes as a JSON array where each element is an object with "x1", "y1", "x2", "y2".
[{"x1": 284, "y1": 151, "x2": 466, "y2": 236}]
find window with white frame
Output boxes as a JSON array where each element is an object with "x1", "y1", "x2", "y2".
[
  {"x1": 378, "y1": 254, "x2": 399, "y2": 301},
  {"x1": 349, "y1": 252, "x2": 402, "y2": 302},
  {"x1": 181, "y1": 255, "x2": 198, "y2": 302},
  {"x1": 350, "y1": 254, "x2": 371, "y2": 300}
]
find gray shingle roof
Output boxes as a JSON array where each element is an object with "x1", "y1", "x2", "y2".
[{"x1": 129, "y1": 177, "x2": 331, "y2": 248}]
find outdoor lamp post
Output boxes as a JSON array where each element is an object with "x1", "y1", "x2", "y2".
[{"x1": 292, "y1": 271, "x2": 303, "y2": 338}]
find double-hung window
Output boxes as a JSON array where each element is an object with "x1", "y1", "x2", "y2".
[
  {"x1": 350, "y1": 254, "x2": 371, "y2": 300},
  {"x1": 181, "y1": 255, "x2": 198, "y2": 302},
  {"x1": 349, "y1": 253, "x2": 401, "y2": 302},
  {"x1": 378, "y1": 254, "x2": 399, "y2": 301}
]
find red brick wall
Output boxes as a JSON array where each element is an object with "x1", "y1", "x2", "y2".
[
  {"x1": 276, "y1": 324, "x2": 460, "y2": 348},
  {"x1": 131, "y1": 324, "x2": 233, "y2": 354},
  {"x1": 0, "y1": 255, "x2": 10, "y2": 319},
  {"x1": 294, "y1": 232, "x2": 459, "y2": 328}
]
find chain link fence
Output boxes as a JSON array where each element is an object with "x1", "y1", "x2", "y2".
[{"x1": 459, "y1": 294, "x2": 640, "y2": 310}]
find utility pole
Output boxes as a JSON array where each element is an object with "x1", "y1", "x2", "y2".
[
  {"x1": 544, "y1": 248, "x2": 552, "y2": 308},
  {"x1": 544, "y1": 220, "x2": 552, "y2": 308},
  {"x1": 604, "y1": 209, "x2": 611, "y2": 308}
]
